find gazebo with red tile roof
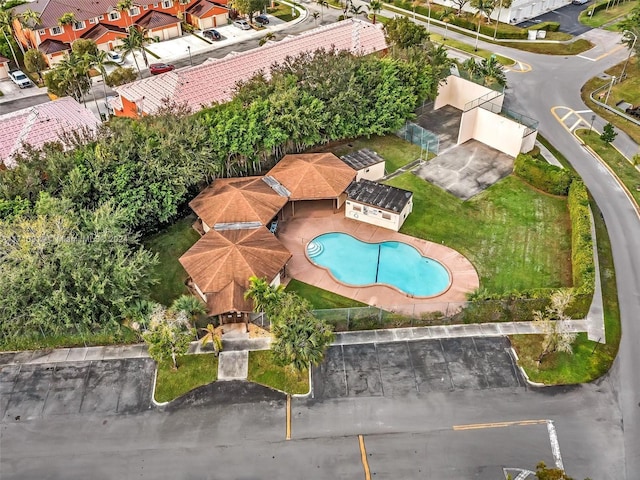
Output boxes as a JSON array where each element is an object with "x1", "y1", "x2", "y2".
[
  {"x1": 189, "y1": 176, "x2": 288, "y2": 232},
  {"x1": 179, "y1": 227, "x2": 292, "y2": 319}
]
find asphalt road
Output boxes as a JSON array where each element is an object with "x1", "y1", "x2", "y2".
[
  {"x1": 0, "y1": 339, "x2": 624, "y2": 479},
  {"x1": 517, "y1": 3, "x2": 593, "y2": 36}
]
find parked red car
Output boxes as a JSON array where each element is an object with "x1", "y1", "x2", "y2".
[{"x1": 149, "y1": 63, "x2": 175, "y2": 75}]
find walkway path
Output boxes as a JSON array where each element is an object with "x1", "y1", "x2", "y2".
[{"x1": 0, "y1": 319, "x2": 589, "y2": 367}]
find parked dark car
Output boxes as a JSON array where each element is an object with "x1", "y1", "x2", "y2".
[
  {"x1": 203, "y1": 29, "x2": 221, "y2": 40},
  {"x1": 149, "y1": 63, "x2": 175, "y2": 75},
  {"x1": 255, "y1": 14, "x2": 269, "y2": 25}
]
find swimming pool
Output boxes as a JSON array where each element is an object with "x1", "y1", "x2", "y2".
[{"x1": 306, "y1": 233, "x2": 451, "y2": 297}]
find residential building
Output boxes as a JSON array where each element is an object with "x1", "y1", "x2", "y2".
[
  {"x1": 0, "y1": 97, "x2": 99, "y2": 168},
  {"x1": 111, "y1": 19, "x2": 388, "y2": 117},
  {"x1": 11, "y1": 0, "x2": 223, "y2": 66},
  {"x1": 0, "y1": 55, "x2": 9, "y2": 79}
]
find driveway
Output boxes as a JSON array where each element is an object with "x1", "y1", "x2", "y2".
[
  {"x1": 312, "y1": 337, "x2": 523, "y2": 399},
  {"x1": 0, "y1": 359, "x2": 154, "y2": 421}
]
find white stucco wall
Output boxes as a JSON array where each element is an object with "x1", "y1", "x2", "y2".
[
  {"x1": 193, "y1": 282, "x2": 207, "y2": 302},
  {"x1": 0, "y1": 62, "x2": 8, "y2": 80},
  {"x1": 355, "y1": 162, "x2": 386, "y2": 181},
  {"x1": 202, "y1": 220, "x2": 211, "y2": 233},
  {"x1": 460, "y1": 107, "x2": 528, "y2": 157},
  {"x1": 270, "y1": 273, "x2": 281, "y2": 288},
  {"x1": 344, "y1": 199, "x2": 412, "y2": 232},
  {"x1": 430, "y1": 0, "x2": 571, "y2": 24},
  {"x1": 435, "y1": 75, "x2": 503, "y2": 111},
  {"x1": 520, "y1": 131, "x2": 538, "y2": 154}
]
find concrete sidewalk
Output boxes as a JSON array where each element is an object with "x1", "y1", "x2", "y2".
[{"x1": 0, "y1": 319, "x2": 589, "y2": 366}]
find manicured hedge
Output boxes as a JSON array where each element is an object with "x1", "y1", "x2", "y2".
[
  {"x1": 528, "y1": 21, "x2": 560, "y2": 32},
  {"x1": 514, "y1": 153, "x2": 574, "y2": 196},
  {"x1": 568, "y1": 180, "x2": 595, "y2": 296}
]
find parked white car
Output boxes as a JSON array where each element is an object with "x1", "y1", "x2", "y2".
[
  {"x1": 8, "y1": 70, "x2": 33, "y2": 88},
  {"x1": 233, "y1": 20, "x2": 251, "y2": 30},
  {"x1": 106, "y1": 51, "x2": 125, "y2": 64}
]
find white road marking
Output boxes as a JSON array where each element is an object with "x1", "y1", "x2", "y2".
[
  {"x1": 547, "y1": 420, "x2": 564, "y2": 470},
  {"x1": 574, "y1": 109, "x2": 593, "y2": 114}
]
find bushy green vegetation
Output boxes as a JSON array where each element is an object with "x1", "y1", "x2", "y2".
[
  {"x1": 0, "y1": 47, "x2": 450, "y2": 348},
  {"x1": 514, "y1": 153, "x2": 574, "y2": 196},
  {"x1": 154, "y1": 353, "x2": 218, "y2": 403},
  {"x1": 248, "y1": 350, "x2": 309, "y2": 394}
]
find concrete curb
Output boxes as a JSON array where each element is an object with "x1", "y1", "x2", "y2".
[
  {"x1": 150, "y1": 365, "x2": 170, "y2": 407},
  {"x1": 511, "y1": 347, "x2": 546, "y2": 388}
]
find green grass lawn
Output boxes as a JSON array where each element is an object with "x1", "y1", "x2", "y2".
[
  {"x1": 285, "y1": 279, "x2": 367, "y2": 309},
  {"x1": 581, "y1": 59, "x2": 640, "y2": 144},
  {"x1": 267, "y1": 2, "x2": 300, "y2": 21},
  {"x1": 248, "y1": 350, "x2": 309, "y2": 394},
  {"x1": 510, "y1": 201, "x2": 620, "y2": 384},
  {"x1": 579, "y1": 0, "x2": 637, "y2": 28},
  {"x1": 576, "y1": 129, "x2": 640, "y2": 207},
  {"x1": 500, "y1": 39, "x2": 593, "y2": 55},
  {"x1": 313, "y1": 135, "x2": 423, "y2": 174},
  {"x1": 154, "y1": 353, "x2": 218, "y2": 403},
  {"x1": 430, "y1": 33, "x2": 514, "y2": 66},
  {"x1": 386, "y1": 173, "x2": 573, "y2": 294},
  {"x1": 143, "y1": 215, "x2": 201, "y2": 306}
]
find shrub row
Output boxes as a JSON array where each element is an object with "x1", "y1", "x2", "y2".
[
  {"x1": 568, "y1": 180, "x2": 596, "y2": 296},
  {"x1": 528, "y1": 21, "x2": 560, "y2": 32},
  {"x1": 514, "y1": 153, "x2": 574, "y2": 195},
  {"x1": 590, "y1": 0, "x2": 635, "y2": 16}
]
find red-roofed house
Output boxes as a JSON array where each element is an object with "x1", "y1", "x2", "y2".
[
  {"x1": 186, "y1": 0, "x2": 229, "y2": 30},
  {"x1": 11, "y1": 0, "x2": 209, "y2": 65},
  {"x1": 0, "y1": 97, "x2": 100, "y2": 168},
  {"x1": 112, "y1": 19, "x2": 388, "y2": 118}
]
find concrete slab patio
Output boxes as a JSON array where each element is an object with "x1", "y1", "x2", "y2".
[
  {"x1": 414, "y1": 139, "x2": 515, "y2": 200},
  {"x1": 277, "y1": 204, "x2": 479, "y2": 315}
]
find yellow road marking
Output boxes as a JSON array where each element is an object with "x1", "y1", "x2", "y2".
[
  {"x1": 593, "y1": 44, "x2": 624, "y2": 62},
  {"x1": 358, "y1": 435, "x2": 372, "y2": 480},
  {"x1": 506, "y1": 60, "x2": 532, "y2": 73},
  {"x1": 286, "y1": 395, "x2": 291, "y2": 440},
  {"x1": 453, "y1": 419, "x2": 548, "y2": 431}
]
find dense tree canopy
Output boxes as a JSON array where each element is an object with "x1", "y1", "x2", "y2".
[{"x1": 0, "y1": 46, "x2": 450, "y2": 344}]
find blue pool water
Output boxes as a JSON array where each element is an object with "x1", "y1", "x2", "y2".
[{"x1": 306, "y1": 233, "x2": 451, "y2": 297}]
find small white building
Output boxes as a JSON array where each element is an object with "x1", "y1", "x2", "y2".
[
  {"x1": 345, "y1": 179, "x2": 413, "y2": 232},
  {"x1": 341, "y1": 149, "x2": 386, "y2": 181}
]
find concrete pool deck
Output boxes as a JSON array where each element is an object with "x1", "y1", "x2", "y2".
[{"x1": 277, "y1": 204, "x2": 479, "y2": 315}]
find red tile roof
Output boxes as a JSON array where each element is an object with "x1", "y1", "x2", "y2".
[
  {"x1": 38, "y1": 38, "x2": 71, "y2": 54},
  {"x1": 115, "y1": 19, "x2": 387, "y2": 116},
  {"x1": 135, "y1": 10, "x2": 180, "y2": 30},
  {"x1": 14, "y1": 0, "x2": 185, "y2": 28},
  {"x1": 267, "y1": 153, "x2": 356, "y2": 200},
  {"x1": 81, "y1": 22, "x2": 127, "y2": 42},
  {"x1": 179, "y1": 227, "x2": 291, "y2": 315},
  {"x1": 187, "y1": 0, "x2": 228, "y2": 16},
  {"x1": 0, "y1": 97, "x2": 99, "y2": 168},
  {"x1": 189, "y1": 176, "x2": 288, "y2": 228}
]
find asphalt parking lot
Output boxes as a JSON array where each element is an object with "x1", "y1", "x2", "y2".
[
  {"x1": 0, "y1": 358, "x2": 155, "y2": 422},
  {"x1": 312, "y1": 337, "x2": 523, "y2": 399},
  {"x1": 517, "y1": 3, "x2": 592, "y2": 36}
]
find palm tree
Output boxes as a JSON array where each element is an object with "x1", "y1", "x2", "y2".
[
  {"x1": 492, "y1": 0, "x2": 512, "y2": 39},
  {"x1": 244, "y1": 276, "x2": 285, "y2": 319},
  {"x1": 58, "y1": 12, "x2": 77, "y2": 43},
  {"x1": 56, "y1": 52, "x2": 91, "y2": 103},
  {"x1": 462, "y1": 57, "x2": 483, "y2": 82},
  {"x1": 470, "y1": 0, "x2": 495, "y2": 51},
  {"x1": 90, "y1": 49, "x2": 116, "y2": 108},
  {"x1": 315, "y1": 0, "x2": 328, "y2": 21},
  {"x1": 116, "y1": 0, "x2": 133, "y2": 28},
  {"x1": 171, "y1": 295, "x2": 207, "y2": 322},
  {"x1": 441, "y1": 9, "x2": 456, "y2": 40},
  {"x1": 312, "y1": 11, "x2": 320, "y2": 25},
  {"x1": 481, "y1": 55, "x2": 507, "y2": 88},
  {"x1": 118, "y1": 28, "x2": 143, "y2": 77},
  {"x1": 259, "y1": 32, "x2": 276, "y2": 46},
  {"x1": 199, "y1": 323, "x2": 222, "y2": 355},
  {"x1": 18, "y1": 8, "x2": 41, "y2": 49},
  {"x1": 0, "y1": 9, "x2": 19, "y2": 67},
  {"x1": 349, "y1": 3, "x2": 365, "y2": 18},
  {"x1": 367, "y1": 0, "x2": 382, "y2": 24}
]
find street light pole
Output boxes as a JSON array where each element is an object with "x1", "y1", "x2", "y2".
[
  {"x1": 604, "y1": 75, "x2": 616, "y2": 105},
  {"x1": 621, "y1": 30, "x2": 638, "y2": 82},
  {"x1": 589, "y1": 114, "x2": 596, "y2": 136},
  {"x1": 187, "y1": 45, "x2": 193, "y2": 66}
]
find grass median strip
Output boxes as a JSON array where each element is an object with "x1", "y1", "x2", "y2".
[
  {"x1": 154, "y1": 353, "x2": 219, "y2": 403},
  {"x1": 285, "y1": 279, "x2": 366, "y2": 309},
  {"x1": 248, "y1": 350, "x2": 309, "y2": 394}
]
